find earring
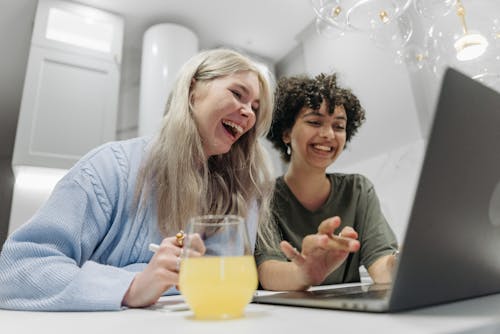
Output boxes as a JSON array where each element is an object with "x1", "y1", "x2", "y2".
[{"x1": 286, "y1": 144, "x2": 291, "y2": 156}]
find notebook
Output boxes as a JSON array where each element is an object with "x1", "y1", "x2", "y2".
[{"x1": 253, "y1": 67, "x2": 500, "y2": 312}]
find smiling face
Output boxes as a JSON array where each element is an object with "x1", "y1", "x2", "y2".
[
  {"x1": 190, "y1": 70, "x2": 260, "y2": 157},
  {"x1": 284, "y1": 101, "x2": 347, "y2": 172}
]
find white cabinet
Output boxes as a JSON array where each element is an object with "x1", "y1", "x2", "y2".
[
  {"x1": 13, "y1": 45, "x2": 120, "y2": 168},
  {"x1": 13, "y1": 0, "x2": 124, "y2": 169}
]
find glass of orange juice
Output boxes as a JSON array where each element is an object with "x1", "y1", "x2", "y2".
[{"x1": 178, "y1": 215, "x2": 258, "y2": 320}]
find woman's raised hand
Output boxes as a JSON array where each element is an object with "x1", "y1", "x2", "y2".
[{"x1": 280, "y1": 216, "x2": 360, "y2": 286}]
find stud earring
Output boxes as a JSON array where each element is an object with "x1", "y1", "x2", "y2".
[{"x1": 286, "y1": 144, "x2": 291, "y2": 156}]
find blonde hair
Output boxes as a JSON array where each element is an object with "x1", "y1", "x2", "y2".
[{"x1": 136, "y1": 49, "x2": 274, "y2": 242}]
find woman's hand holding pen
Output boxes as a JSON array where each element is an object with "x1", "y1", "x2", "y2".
[
  {"x1": 280, "y1": 216, "x2": 360, "y2": 287},
  {"x1": 121, "y1": 235, "x2": 184, "y2": 308},
  {"x1": 122, "y1": 232, "x2": 206, "y2": 308}
]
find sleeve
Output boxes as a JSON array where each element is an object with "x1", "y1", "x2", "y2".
[
  {"x1": 254, "y1": 211, "x2": 287, "y2": 267},
  {"x1": 0, "y1": 151, "x2": 137, "y2": 311},
  {"x1": 356, "y1": 176, "x2": 398, "y2": 269}
]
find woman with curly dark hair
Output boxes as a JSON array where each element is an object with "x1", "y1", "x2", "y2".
[{"x1": 256, "y1": 73, "x2": 398, "y2": 291}]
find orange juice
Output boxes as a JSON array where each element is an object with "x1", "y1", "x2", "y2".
[{"x1": 179, "y1": 255, "x2": 258, "y2": 319}]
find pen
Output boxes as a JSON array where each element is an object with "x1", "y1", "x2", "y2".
[{"x1": 148, "y1": 243, "x2": 160, "y2": 253}]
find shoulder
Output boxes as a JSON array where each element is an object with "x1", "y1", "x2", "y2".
[
  {"x1": 62, "y1": 137, "x2": 151, "y2": 193},
  {"x1": 273, "y1": 176, "x2": 286, "y2": 188},
  {"x1": 328, "y1": 173, "x2": 375, "y2": 191},
  {"x1": 74, "y1": 137, "x2": 150, "y2": 175},
  {"x1": 272, "y1": 176, "x2": 291, "y2": 199},
  {"x1": 80, "y1": 137, "x2": 150, "y2": 165}
]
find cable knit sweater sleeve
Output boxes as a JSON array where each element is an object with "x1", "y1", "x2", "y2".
[{"x1": 0, "y1": 139, "x2": 151, "y2": 311}]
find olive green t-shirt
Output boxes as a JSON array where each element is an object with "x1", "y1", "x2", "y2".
[{"x1": 255, "y1": 173, "x2": 398, "y2": 284}]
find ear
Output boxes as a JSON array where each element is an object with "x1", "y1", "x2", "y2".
[{"x1": 282, "y1": 129, "x2": 291, "y2": 144}]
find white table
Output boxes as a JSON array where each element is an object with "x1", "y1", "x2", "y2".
[{"x1": 1, "y1": 290, "x2": 500, "y2": 334}]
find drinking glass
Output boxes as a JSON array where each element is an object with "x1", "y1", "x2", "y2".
[{"x1": 178, "y1": 215, "x2": 258, "y2": 320}]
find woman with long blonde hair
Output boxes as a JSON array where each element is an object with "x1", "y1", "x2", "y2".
[{"x1": 0, "y1": 49, "x2": 275, "y2": 310}]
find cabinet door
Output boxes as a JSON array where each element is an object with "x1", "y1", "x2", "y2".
[{"x1": 13, "y1": 45, "x2": 120, "y2": 169}]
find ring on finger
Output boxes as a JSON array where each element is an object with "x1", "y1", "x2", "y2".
[{"x1": 175, "y1": 230, "x2": 185, "y2": 247}]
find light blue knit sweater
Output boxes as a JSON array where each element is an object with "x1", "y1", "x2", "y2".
[{"x1": 0, "y1": 137, "x2": 258, "y2": 311}]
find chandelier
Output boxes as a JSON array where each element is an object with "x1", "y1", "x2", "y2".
[{"x1": 310, "y1": 0, "x2": 500, "y2": 91}]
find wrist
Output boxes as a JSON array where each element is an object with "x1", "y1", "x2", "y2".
[{"x1": 292, "y1": 262, "x2": 314, "y2": 290}]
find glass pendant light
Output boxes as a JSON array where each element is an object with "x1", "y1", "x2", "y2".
[
  {"x1": 453, "y1": 0, "x2": 489, "y2": 61},
  {"x1": 345, "y1": 0, "x2": 412, "y2": 31}
]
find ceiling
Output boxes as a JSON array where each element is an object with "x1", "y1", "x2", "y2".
[{"x1": 72, "y1": 0, "x2": 316, "y2": 63}]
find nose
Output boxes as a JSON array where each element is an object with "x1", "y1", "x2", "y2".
[
  {"x1": 240, "y1": 102, "x2": 255, "y2": 119},
  {"x1": 319, "y1": 125, "x2": 335, "y2": 139}
]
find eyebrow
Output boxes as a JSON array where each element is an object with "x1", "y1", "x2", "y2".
[
  {"x1": 235, "y1": 83, "x2": 250, "y2": 95},
  {"x1": 302, "y1": 110, "x2": 347, "y2": 120}
]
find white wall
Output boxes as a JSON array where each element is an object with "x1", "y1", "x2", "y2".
[
  {"x1": 333, "y1": 140, "x2": 425, "y2": 242},
  {"x1": 303, "y1": 26, "x2": 423, "y2": 166}
]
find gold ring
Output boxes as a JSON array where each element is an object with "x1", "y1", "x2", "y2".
[{"x1": 176, "y1": 230, "x2": 185, "y2": 247}]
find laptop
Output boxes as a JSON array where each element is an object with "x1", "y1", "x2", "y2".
[{"x1": 253, "y1": 68, "x2": 500, "y2": 312}]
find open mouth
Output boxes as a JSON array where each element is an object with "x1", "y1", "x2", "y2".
[
  {"x1": 222, "y1": 120, "x2": 244, "y2": 137},
  {"x1": 312, "y1": 144, "x2": 333, "y2": 152}
]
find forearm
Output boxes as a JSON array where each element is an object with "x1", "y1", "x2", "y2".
[
  {"x1": 367, "y1": 254, "x2": 397, "y2": 284},
  {"x1": 0, "y1": 251, "x2": 136, "y2": 311},
  {"x1": 258, "y1": 260, "x2": 310, "y2": 291}
]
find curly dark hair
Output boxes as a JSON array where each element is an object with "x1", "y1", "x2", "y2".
[{"x1": 267, "y1": 73, "x2": 366, "y2": 162}]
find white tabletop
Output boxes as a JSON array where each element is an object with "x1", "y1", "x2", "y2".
[{"x1": 1, "y1": 289, "x2": 500, "y2": 334}]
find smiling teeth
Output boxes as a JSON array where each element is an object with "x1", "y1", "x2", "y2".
[
  {"x1": 313, "y1": 144, "x2": 332, "y2": 152},
  {"x1": 222, "y1": 120, "x2": 243, "y2": 134}
]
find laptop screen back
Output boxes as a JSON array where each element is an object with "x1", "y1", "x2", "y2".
[{"x1": 388, "y1": 68, "x2": 500, "y2": 311}]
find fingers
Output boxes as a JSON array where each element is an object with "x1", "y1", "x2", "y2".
[
  {"x1": 302, "y1": 233, "x2": 360, "y2": 254},
  {"x1": 156, "y1": 233, "x2": 205, "y2": 258},
  {"x1": 127, "y1": 232, "x2": 206, "y2": 308},
  {"x1": 125, "y1": 237, "x2": 183, "y2": 307},
  {"x1": 159, "y1": 237, "x2": 184, "y2": 255},
  {"x1": 317, "y1": 216, "x2": 359, "y2": 239},
  {"x1": 159, "y1": 236, "x2": 183, "y2": 252},
  {"x1": 338, "y1": 226, "x2": 358, "y2": 239},
  {"x1": 280, "y1": 240, "x2": 305, "y2": 265},
  {"x1": 185, "y1": 233, "x2": 206, "y2": 255},
  {"x1": 153, "y1": 243, "x2": 183, "y2": 272},
  {"x1": 317, "y1": 216, "x2": 341, "y2": 235}
]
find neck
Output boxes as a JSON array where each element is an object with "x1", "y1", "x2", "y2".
[{"x1": 284, "y1": 164, "x2": 331, "y2": 211}]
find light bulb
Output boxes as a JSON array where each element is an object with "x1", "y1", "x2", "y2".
[{"x1": 454, "y1": 33, "x2": 489, "y2": 61}]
